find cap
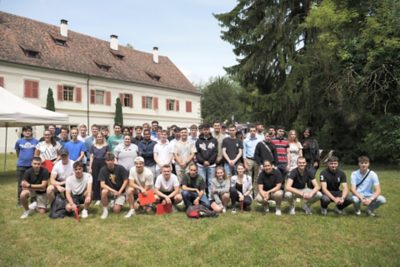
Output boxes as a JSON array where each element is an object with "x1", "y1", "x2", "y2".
[{"x1": 134, "y1": 156, "x2": 145, "y2": 163}]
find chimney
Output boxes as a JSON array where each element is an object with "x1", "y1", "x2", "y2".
[
  {"x1": 60, "y1": 19, "x2": 68, "y2": 37},
  {"x1": 153, "y1": 47, "x2": 159, "y2": 63},
  {"x1": 110, "y1": 34, "x2": 118, "y2": 50}
]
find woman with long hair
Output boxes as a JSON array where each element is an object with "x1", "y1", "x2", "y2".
[
  {"x1": 35, "y1": 129, "x2": 62, "y2": 173},
  {"x1": 210, "y1": 166, "x2": 230, "y2": 213},
  {"x1": 288, "y1": 130, "x2": 303, "y2": 171},
  {"x1": 89, "y1": 133, "x2": 109, "y2": 205},
  {"x1": 230, "y1": 163, "x2": 253, "y2": 213},
  {"x1": 300, "y1": 128, "x2": 320, "y2": 176}
]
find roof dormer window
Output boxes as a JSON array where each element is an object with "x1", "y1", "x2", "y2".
[
  {"x1": 95, "y1": 61, "x2": 111, "y2": 72},
  {"x1": 110, "y1": 49, "x2": 124, "y2": 60},
  {"x1": 145, "y1": 71, "x2": 161, "y2": 82},
  {"x1": 19, "y1": 45, "x2": 40, "y2": 59}
]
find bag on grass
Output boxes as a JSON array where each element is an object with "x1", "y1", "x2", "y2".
[
  {"x1": 186, "y1": 204, "x2": 218, "y2": 219},
  {"x1": 49, "y1": 193, "x2": 67, "y2": 219}
]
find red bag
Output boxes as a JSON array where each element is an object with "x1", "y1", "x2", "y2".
[{"x1": 42, "y1": 160, "x2": 54, "y2": 173}]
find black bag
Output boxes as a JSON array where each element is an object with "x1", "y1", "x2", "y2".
[
  {"x1": 186, "y1": 205, "x2": 218, "y2": 219},
  {"x1": 49, "y1": 193, "x2": 67, "y2": 219}
]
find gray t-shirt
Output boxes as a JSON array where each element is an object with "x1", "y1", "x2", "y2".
[{"x1": 66, "y1": 172, "x2": 93, "y2": 195}]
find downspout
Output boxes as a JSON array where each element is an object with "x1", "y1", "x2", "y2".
[{"x1": 86, "y1": 76, "x2": 90, "y2": 132}]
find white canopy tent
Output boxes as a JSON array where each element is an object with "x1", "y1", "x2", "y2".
[{"x1": 0, "y1": 87, "x2": 69, "y2": 170}]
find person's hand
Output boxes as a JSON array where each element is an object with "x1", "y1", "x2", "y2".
[
  {"x1": 204, "y1": 161, "x2": 210, "y2": 167},
  {"x1": 114, "y1": 191, "x2": 120, "y2": 197},
  {"x1": 194, "y1": 197, "x2": 200, "y2": 206},
  {"x1": 57, "y1": 185, "x2": 65, "y2": 193},
  {"x1": 239, "y1": 194, "x2": 244, "y2": 202},
  {"x1": 362, "y1": 198, "x2": 372, "y2": 206},
  {"x1": 165, "y1": 197, "x2": 172, "y2": 204},
  {"x1": 263, "y1": 192, "x2": 270, "y2": 201},
  {"x1": 229, "y1": 160, "x2": 235, "y2": 167},
  {"x1": 303, "y1": 192, "x2": 312, "y2": 200}
]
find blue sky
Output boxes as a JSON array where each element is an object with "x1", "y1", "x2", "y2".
[{"x1": 0, "y1": 0, "x2": 238, "y2": 85}]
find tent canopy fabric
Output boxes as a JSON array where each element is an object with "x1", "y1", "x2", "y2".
[{"x1": 0, "y1": 87, "x2": 69, "y2": 126}]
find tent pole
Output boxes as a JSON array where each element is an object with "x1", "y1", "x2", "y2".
[{"x1": 4, "y1": 126, "x2": 8, "y2": 171}]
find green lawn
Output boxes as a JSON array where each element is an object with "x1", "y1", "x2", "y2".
[{"x1": 1, "y1": 153, "x2": 399, "y2": 266}]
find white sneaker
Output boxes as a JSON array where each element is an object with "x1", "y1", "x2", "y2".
[
  {"x1": 100, "y1": 208, "x2": 108, "y2": 219},
  {"x1": 176, "y1": 200, "x2": 185, "y2": 207},
  {"x1": 275, "y1": 209, "x2": 282, "y2": 216},
  {"x1": 222, "y1": 207, "x2": 226, "y2": 213},
  {"x1": 264, "y1": 205, "x2": 270, "y2": 213},
  {"x1": 334, "y1": 207, "x2": 343, "y2": 215},
  {"x1": 81, "y1": 209, "x2": 88, "y2": 218},
  {"x1": 355, "y1": 209, "x2": 361, "y2": 216},
  {"x1": 367, "y1": 209, "x2": 376, "y2": 217},
  {"x1": 302, "y1": 203, "x2": 312, "y2": 215},
  {"x1": 28, "y1": 201, "x2": 37, "y2": 210},
  {"x1": 289, "y1": 205, "x2": 296, "y2": 215},
  {"x1": 109, "y1": 200, "x2": 115, "y2": 208},
  {"x1": 94, "y1": 200, "x2": 101, "y2": 206},
  {"x1": 125, "y1": 209, "x2": 135, "y2": 218},
  {"x1": 296, "y1": 198, "x2": 301, "y2": 203},
  {"x1": 20, "y1": 210, "x2": 30, "y2": 219},
  {"x1": 231, "y1": 208, "x2": 237, "y2": 214},
  {"x1": 321, "y1": 208, "x2": 327, "y2": 216}
]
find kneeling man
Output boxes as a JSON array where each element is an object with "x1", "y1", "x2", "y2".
[{"x1": 65, "y1": 161, "x2": 92, "y2": 218}]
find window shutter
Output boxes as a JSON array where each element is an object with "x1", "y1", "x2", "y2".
[
  {"x1": 32, "y1": 81, "x2": 39, "y2": 98},
  {"x1": 0, "y1": 77, "x2": 4, "y2": 88},
  {"x1": 166, "y1": 99, "x2": 169, "y2": 110},
  {"x1": 106, "y1": 91, "x2": 111, "y2": 105},
  {"x1": 129, "y1": 94, "x2": 133, "y2": 108},
  {"x1": 119, "y1": 93, "x2": 124, "y2": 106},
  {"x1": 75, "y1": 87, "x2": 82, "y2": 102},
  {"x1": 176, "y1": 100, "x2": 180, "y2": 111},
  {"x1": 24, "y1": 80, "x2": 31, "y2": 98},
  {"x1": 57, "y1": 85, "x2": 63, "y2": 101},
  {"x1": 154, "y1": 97, "x2": 158, "y2": 110},
  {"x1": 90, "y1": 89, "x2": 95, "y2": 104},
  {"x1": 142, "y1": 96, "x2": 145, "y2": 108},
  {"x1": 186, "y1": 101, "x2": 192, "y2": 112}
]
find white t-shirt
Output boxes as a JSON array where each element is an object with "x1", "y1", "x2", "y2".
[
  {"x1": 155, "y1": 174, "x2": 179, "y2": 192},
  {"x1": 289, "y1": 142, "x2": 303, "y2": 171},
  {"x1": 114, "y1": 143, "x2": 139, "y2": 171},
  {"x1": 173, "y1": 140, "x2": 196, "y2": 162},
  {"x1": 51, "y1": 160, "x2": 74, "y2": 182},
  {"x1": 154, "y1": 141, "x2": 172, "y2": 166},
  {"x1": 66, "y1": 172, "x2": 93, "y2": 195},
  {"x1": 129, "y1": 166, "x2": 154, "y2": 188}
]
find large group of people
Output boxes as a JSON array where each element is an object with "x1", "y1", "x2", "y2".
[{"x1": 14, "y1": 121, "x2": 386, "y2": 219}]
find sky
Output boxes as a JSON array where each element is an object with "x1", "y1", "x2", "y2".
[{"x1": 0, "y1": 0, "x2": 238, "y2": 85}]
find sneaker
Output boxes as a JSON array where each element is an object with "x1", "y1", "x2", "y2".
[
  {"x1": 176, "y1": 200, "x2": 185, "y2": 207},
  {"x1": 109, "y1": 200, "x2": 115, "y2": 208},
  {"x1": 302, "y1": 203, "x2": 312, "y2": 215},
  {"x1": 355, "y1": 209, "x2": 361, "y2": 216},
  {"x1": 289, "y1": 205, "x2": 296, "y2": 215},
  {"x1": 100, "y1": 208, "x2": 108, "y2": 219},
  {"x1": 275, "y1": 209, "x2": 282, "y2": 216},
  {"x1": 125, "y1": 209, "x2": 136, "y2": 218},
  {"x1": 231, "y1": 208, "x2": 237, "y2": 214},
  {"x1": 94, "y1": 200, "x2": 101, "y2": 206},
  {"x1": 81, "y1": 209, "x2": 88, "y2": 218},
  {"x1": 222, "y1": 207, "x2": 226, "y2": 213},
  {"x1": 264, "y1": 205, "x2": 270, "y2": 213},
  {"x1": 321, "y1": 208, "x2": 327, "y2": 216},
  {"x1": 296, "y1": 198, "x2": 301, "y2": 203},
  {"x1": 20, "y1": 210, "x2": 30, "y2": 219},
  {"x1": 334, "y1": 207, "x2": 343, "y2": 215},
  {"x1": 367, "y1": 209, "x2": 376, "y2": 217},
  {"x1": 28, "y1": 201, "x2": 37, "y2": 210}
]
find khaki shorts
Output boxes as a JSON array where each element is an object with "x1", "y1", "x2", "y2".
[
  {"x1": 107, "y1": 192, "x2": 125, "y2": 206},
  {"x1": 30, "y1": 191, "x2": 48, "y2": 208}
]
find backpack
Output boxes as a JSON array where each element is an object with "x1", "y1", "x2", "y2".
[
  {"x1": 49, "y1": 193, "x2": 67, "y2": 219},
  {"x1": 186, "y1": 205, "x2": 218, "y2": 219}
]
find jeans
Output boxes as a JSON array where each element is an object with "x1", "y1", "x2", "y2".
[
  {"x1": 181, "y1": 190, "x2": 210, "y2": 208},
  {"x1": 16, "y1": 166, "x2": 30, "y2": 204},
  {"x1": 352, "y1": 195, "x2": 386, "y2": 211},
  {"x1": 197, "y1": 164, "x2": 215, "y2": 199}
]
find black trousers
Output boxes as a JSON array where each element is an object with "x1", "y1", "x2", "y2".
[
  {"x1": 230, "y1": 187, "x2": 252, "y2": 210},
  {"x1": 320, "y1": 191, "x2": 353, "y2": 210},
  {"x1": 91, "y1": 158, "x2": 105, "y2": 201}
]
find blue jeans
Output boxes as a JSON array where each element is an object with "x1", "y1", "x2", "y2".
[
  {"x1": 197, "y1": 164, "x2": 215, "y2": 199},
  {"x1": 181, "y1": 190, "x2": 210, "y2": 208},
  {"x1": 224, "y1": 162, "x2": 239, "y2": 178},
  {"x1": 352, "y1": 195, "x2": 386, "y2": 211}
]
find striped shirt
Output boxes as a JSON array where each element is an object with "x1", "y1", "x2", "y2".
[{"x1": 271, "y1": 137, "x2": 289, "y2": 164}]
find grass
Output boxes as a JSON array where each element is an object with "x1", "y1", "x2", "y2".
[{"x1": 0, "y1": 153, "x2": 399, "y2": 266}]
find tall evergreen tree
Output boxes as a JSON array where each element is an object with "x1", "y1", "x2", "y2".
[
  {"x1": 114, "y1": 97, "x2": 123, "y2": 126},
  {"x1": 46, "y1": 88, "x2": 55, "y2": 111}
]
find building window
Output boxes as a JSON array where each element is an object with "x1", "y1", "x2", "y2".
[
  {"x1": 142, "y1": 96, "x2": 158, "y2": 110},
  {"x1": 24, "y1": 80, "x2": 39, "y2": 98},
  {"x1": 186, "y1": 101, "x2": 192, "y2": 113},
  {"x1": 94, "y1": 61, "x2": 111, "y2": 72},
  {"x1": 90, "y1": 90, "x2": 110, "y2": 105},
  {"x1": 95, "y1": 90, "x2": 105, "y2": 104},
  {"x1": 58, "y1": 85, "x2": 81, "y2": 102},
  {"x1": 145, "y1": 96, "x2": 153, "y2": 109},
  {"x1": 63, "y1": 86, "x2": 74, "y2": 101},
  {"x1": 145, "y1": 71, "x2": 161, "y2": 82},
  {"x1": 120, "y1": 93, "x2": 133, "y2": 108},
  {"x1": 166, "y1": 99, "x2": 179, "y2": 111}
]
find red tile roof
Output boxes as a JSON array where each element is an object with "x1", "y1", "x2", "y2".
[{"x1": 0, "y1": 11, "x2": 199, "y2": 94}]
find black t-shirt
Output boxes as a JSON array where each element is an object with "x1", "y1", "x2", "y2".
[
  {"x1": 257, "y1": 169, "x2": 283, "y2": 191},
  {"x1": 181, "y1": 174, "x2": 205, "y2": 190},
  {"x1": 320, "y1": 168, "x2": 346, "y2": 192},
  {"x1": 288, "y1": 168, "x2": 315, "y2": 189},
  {"x1": 99, "y1": 164, "x2": 128, "y2": 191},
  {"x1": 23, "y1": 167, "x2": 49, "y2": 194},
  {"x1": 222, "y1": 137, "x2": 243, "y2": 160}
]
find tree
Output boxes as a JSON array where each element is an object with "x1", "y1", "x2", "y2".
[
  {"x1": 46, "y1": 88, "x2": 55, "y2": 111},
  {"x1": 114, "y1": 97, "x2": 123, "y2": 126}
]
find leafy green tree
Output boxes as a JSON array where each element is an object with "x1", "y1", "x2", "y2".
[
  {"x1": 46, "y1": 88, "x2": 55, "y2": 111},
  {"x1": 114, "y1": 97, "x2": 123, "y2": 126}
]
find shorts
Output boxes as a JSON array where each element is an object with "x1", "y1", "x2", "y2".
[
  {"x1": 158, "y1": 191, "x2": 177, "y2": 204},
  {"x1": 30, "y1": 191, "x2": 48, "y2": 208},
  {"x1": 72, "y1": 193, "x2": 86, "y2": 205},
  {"x1": 106, "y1": 192, "x2": 126, "y2": 206}
]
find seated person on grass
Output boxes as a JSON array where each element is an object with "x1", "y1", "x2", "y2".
[
  {"x1": 65, "y1": 161, "x2": 92, "y2": 219},
  {"x1": 46, "y1": 149, "x2": 74, "y2": 205},
  {"x1": 126, "y1": 156, "x2": 154, "y2": 218},
  {"x1": 210, "y1": 166, "x2": 230, "y2": 213},
  {"x1": 230, "y1": 163, "x2": 253, "y2": 213},
  {"x1": 99, "y1": 153, "x2": 129, "y2": 219},
  {"x1": 181, "y1": 164, "x2": 211, "y2": 209},
  {"x1": 20, "y1": 157, "x2": 49, "y2": 219},
  {"x1": 320, "y1": 156, "x2": 353, "y2": 215},
  {"x1": 255, "y1": 160, "x2": 284, "y2": 216},
  {"x1": 285, "y1": 157, "x2": 322, "y2": 215},
  {"x1": 350, "y1": 156, "x2": 386, "y2": 217},
  {"x1": 154, "y1": 165, "x2": 182, "y2": 206}
]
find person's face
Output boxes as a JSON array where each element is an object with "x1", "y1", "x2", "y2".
[
  {"x1": 136, "y1": 128, "x2": 142, "y2": 136},
  {"x1": 297, "y1": 158, "x2": 307, "y2": 170},
  {"x1": 229, "y1": 127, "x2": 236, "y2": 138},
  {"x1": 74, "y1": 166, "x2": 84, "y2": 178},
  {"x1": 328, "y1": 161, "x2": 339, "y2": 172},
  {"x1": 32, "y1": 159, "x2": 41, "y2": 172},
  {"x1": 213, "y1": 123, "x2": 221, "y2": 133},
  {"x1": 61, "y1": 155, "x2": 69, "y2": 164},
  {"x1": 102, "y1": 128, "x2": 109, "y2": 137},
  {"x1": 80, "y1": 126, "x2": 87, "y2": 136},
  {"x1": 221, "y1": 127, "x2": 227, "y2": 133},
  {"x1": 160, "y1": 132, "x2": 167, "y2": 141},
  {"x1": 203, "y1": 127, "x2": 210, "y2": 136},
  {"x1": 135, "y1": 161, "x2": 144, "y2": 173},
  {"x1": 216, "y1": 168, "x2": 224, "y2": 179},
  {"x1": 174, "y1": 131, "x2": 181, "y2": 140},
  {"x1": 359, "y1": 161, "x2": 370, "y2": 171},
  {"x1": 123, "y1": 128, "x2": 130, "y2": 136},
  {"x1": 249, "y1": 128, "x2": 256, "y2": 138},
  {"x1": 180, "y1": 129, "x2": 188, "y2": 140},
  {"x1": 114, "y1": 126, "x2": 122, "y2": 135},
  {"x1": 162, "y1": 167, "x2": 171, "y2": 180},
  {"x1": 91, "y1": 127, "x2": 99, "y2": 137},
  {"x1": 44, "y1": 131, "x2": 52, "y2": 142},
  {"x1": 268, "y1": 128, "x2": 276, "y2": 136},
  {"x1": 23, "y1": 129, "x2": 32, "y2": 138},
  {"x1": 106, "y1": 160, "x2": 115, "y2": 170},
  {"x1": 143, "y1": 131, "x2": 151, "y2": 141},
  {"x1": 289, "y1": 131, "x2": 296, "y2": 141},
  {"x1": 151, "y1": 123, "x2": 158, "y2": 131},
  {"x1": 237, "y1": 165, "x2": 245, "y2": 175},
  {"x1": 96, "y1": 134, "x2": 104, "y2": 143},
  {"x1": 60, "y1": 129, "x2": 69, "y2": 139},
  {"x1": 48, "y1": 125, "x2": 56, "y2": 134},
  {"x1": 263, "y1": 162, "x2": 273, "y2": 173},
  {"x1": 303, "y1": 130, "x2": 310, "y2": 138},
  {"x1": 277, "y1": 129, "x2": 285, "y2": 137},
  {"x1": 264, "y1": 133, "x2": 272, "y2": 142},
  {"x1": 190, "y1": 128, "x2": 197, "y2": 137},
  {"x1": 189, "y1": 165, "x2": 197, "y2": 177},
  {"x1": 257, "y1": 124, "x2": 264, "y2": 133},
  {"x1": 124, "y1": 135, "x2": 131, "y2": 145},
  {"x1": 157, "y1": 129, "x2": 162, "y2": 138},
  {"x1": 143, "y1": 123, "x2": 150, "y2": 130},
  {"x1": 70, "y1": 129, "x2": 78, "y2": 140}
]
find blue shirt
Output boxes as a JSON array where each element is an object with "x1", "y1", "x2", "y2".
[
  {"x1": 243, "y1": 136, "x2": 262, "y2": 159},
  {"x1": 138, "y1": 139, "x2": 157, "y2": 166},
  {"x1": 64, "y1": 140, "x2": 87, "y2": 161},
  {"x1": 15, "y1": 138, "x2": 38, "y2": 167},
  {"x1": 351, "y1": 169, "x2": 380, "y2": 197}
]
